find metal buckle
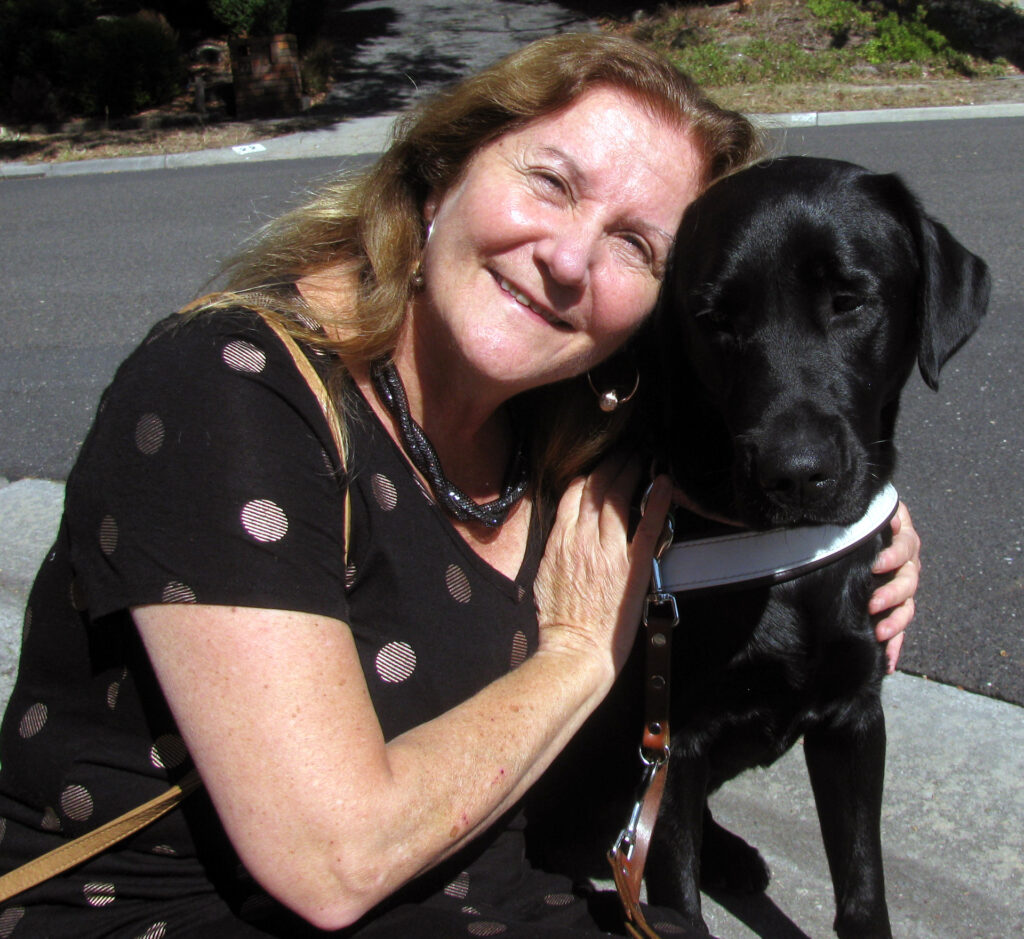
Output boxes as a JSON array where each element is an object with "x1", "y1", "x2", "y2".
[
  {"x1": 611, "y1": 758, "x2": 662, "y2": 861},
  {"x1": 640, "y1": 480, "x2": 679, "y2": 627}
]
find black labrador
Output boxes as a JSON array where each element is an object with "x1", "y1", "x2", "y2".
[{"x1": 526, "y1": 156, "x2": 990, "y2": 938}]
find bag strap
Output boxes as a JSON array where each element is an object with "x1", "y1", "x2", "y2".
[
  {"x1": 0, "y1": 305, "x2": 350, "y2": 905},
  {"x1": 0, "y1": 769, "x2": 202, "y2": 903},
  {"x1": 256, "y1": 310, "x2": 352, "y2": 558}
]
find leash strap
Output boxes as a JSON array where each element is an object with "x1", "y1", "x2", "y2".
[
  {"x1": 608, "y1": 497, "x2": 678, "y2": 938},
  {"x1": 607, "y1": 483, "x2": 900, "y2": 935},
  {"x1": 0, "y1": 302, "x2": 351, "y2": 905}
]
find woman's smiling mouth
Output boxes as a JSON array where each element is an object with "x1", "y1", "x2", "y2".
[{"x1": 496, "y1": 275, "x2": 574, "y2": 331}]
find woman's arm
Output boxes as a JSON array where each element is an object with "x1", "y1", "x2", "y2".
[
  {"x1": 869, "y1": 501, "x2": 922, "y2": 672},
  {"x1": 133, "y1": 463, "x2": 673, "y2": 931}
]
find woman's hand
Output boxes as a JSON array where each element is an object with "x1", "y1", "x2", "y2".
[
  {"x1": 869, "y1": 501, "x2": 921, "y2": 673},
  {"x1": 533, "y1": 457, "x2": 673, "y2": 682}
]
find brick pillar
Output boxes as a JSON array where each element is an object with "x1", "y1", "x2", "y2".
[{"x1": 229, "y1": 33, "x2": 303, "y2": 118}]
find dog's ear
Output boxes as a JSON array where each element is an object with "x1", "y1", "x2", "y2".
[
  {"x1": 912, "y1": 212, "x2": 991, "y2": 390},
  {"x1": 864, "y1": 172, "x2": 990, "y2": 390}
]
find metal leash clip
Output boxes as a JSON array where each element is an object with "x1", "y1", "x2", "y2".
[
  {"x1": 611, "y1": 756, "x2": 661, "y2": 863},
  {"x1": 640, "y1": 480, "x2": 678, "y2": 645}
]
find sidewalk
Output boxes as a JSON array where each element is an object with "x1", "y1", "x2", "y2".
[
  {"x1": 4, "y1": 100, "x2": 1024, "y2": 180},
  {"x1": 1, "y1": 475, "x2": 1021, "y2": 936}
]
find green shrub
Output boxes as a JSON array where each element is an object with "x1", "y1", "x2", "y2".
[
  {"x1": 210, "y1": 0, "x2": 289, "y2": 37},
  {"x1": 864, "y1": 6, "x2": 950, "y2": 63},
  {"x1": 807, "y1": 0, "x2": 874, "y2": 40},
  {"x1": 0, "y1": 0, "x2": 96, "y2": 120},
  {"x1": 300, "y1": 36, "x2": 334, "y2": 94},
  {"x1": 63, "y1": 13, "x2": 185, "y2": 117}
]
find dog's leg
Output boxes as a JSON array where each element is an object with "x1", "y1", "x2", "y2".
[
  {"x1": 804, "y1": 699, "x2": 892, "y2": 939},
  {"x1": 699, "y1": 805, "x2": 771, "y2": 894},
  {"x1": 645, "y1": 754, "x2": 713, "y2": 935}
]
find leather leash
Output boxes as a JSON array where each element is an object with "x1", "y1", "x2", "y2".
[
  {"x1": 606, "y1": 482, "x2": 899, "y2": 936},
  {"x1": 608, "y1": 488, "x2": 678, "y2": 938}
]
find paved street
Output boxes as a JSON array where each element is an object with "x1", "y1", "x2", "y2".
[{"x1": 3, "y1": 116, "x2": 1020, "y2": 706}]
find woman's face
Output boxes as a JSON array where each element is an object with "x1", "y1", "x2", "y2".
[{"x1": 414, "y1": 86, "x2": 704, "y2": 398}]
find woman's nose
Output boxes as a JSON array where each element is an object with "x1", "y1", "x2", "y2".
[{"x1": 537, "y1": 223, "x2": 596, "y2": 289}]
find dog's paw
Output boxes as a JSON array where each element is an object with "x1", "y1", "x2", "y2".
[{"x1": 700, "y1": 820, "x2": 771, "y2": 894}]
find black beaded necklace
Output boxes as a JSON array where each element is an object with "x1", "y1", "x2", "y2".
[{"x1": 370, "y1": 360, "x2": 529, "y2": 528}]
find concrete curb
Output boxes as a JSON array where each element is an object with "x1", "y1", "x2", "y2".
[{"x1": 3, "y1": 102, "x2": 1023, "y2": 180}]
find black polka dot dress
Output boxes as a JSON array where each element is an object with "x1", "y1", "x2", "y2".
[{"x1": 0, "y1": 311, "x2": 696, "y2": 938}]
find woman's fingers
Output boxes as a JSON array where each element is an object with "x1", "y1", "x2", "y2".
[
  {"x1": 534, "y1": 460, "x2": 670, "y2": 677},
  {"x1": 870, "y1": 502, "x2": 921, "y2": 646}
]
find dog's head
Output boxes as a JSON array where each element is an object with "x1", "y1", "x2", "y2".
[{"x1": 647, "y1": 156, "x2": 989, "y2": 528}]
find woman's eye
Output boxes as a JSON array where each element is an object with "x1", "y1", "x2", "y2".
[
  {"x1": 533, "y1": 170, "x2": 568, "y2": 195},
  {"x1": 619, "y1": 233, "x2": 653, "y2": 264}
]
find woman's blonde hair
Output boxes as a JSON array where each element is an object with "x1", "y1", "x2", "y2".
[{"x1": 209, "y1": 32, "x2": 764, "y2": 498}]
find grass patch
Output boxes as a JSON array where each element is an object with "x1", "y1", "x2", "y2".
[{"x1": 613, "y1": 0, "x2": 1020, "y2": 94}]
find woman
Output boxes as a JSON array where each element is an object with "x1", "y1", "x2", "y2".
[{"x1": 0, "y1": 34, "x2": 918, "y2": 937}]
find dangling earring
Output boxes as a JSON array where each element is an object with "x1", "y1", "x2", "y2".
[
  {"x1": 587, "y1": 370, "x2": 640, "y2": 412},
  {"x1": 411, "y1": 220, "x2": 433, "y2": 289}
]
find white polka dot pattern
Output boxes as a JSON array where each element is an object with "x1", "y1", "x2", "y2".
[
  {"x1": 461, "y1": 906, "x2": 480, "y2": 915},
  {"x1": 222, "y1": 339, "x2": 266, "y2": 373},
  {"x1": 344, "y1": 562, "x2": 357, "y2": 590},
  {"x1": 371, "y1": 473, "x2": 398, "y2": 511},
  {"x1": 135, "y1": 923, "x2": 168, "y2": 939},
  {"x1": 151, "y1": 844, "x2": 177, "y2": 856},
  {"x1": 99, "y1": 515, "x2": 119, "y2": 555},
  {"x1": 161, "y1": 581, "x2": 197, "y2": 603},
  {"x1": 444, "y1": 871, "x2": 470, "y2": 899},
  {"x1": 445, "y1": 564, "x2": 472, "y2": 604},
  {"x1": 652, "y1": 923, "x2": 688, "y2": 934},
  {"x1": 41, "y1": 807, "x2": 61, "y2": 831},
  {"x1": 0, "y1": 908, "x2": 24, "y2": 938},
  {"x1": 150, "y1": 733, "x2": 188, "y2": 770},
  {"x1": 18, "y1": 703, "x2": 47, "y2": 739},
  {"x1": 107, "y1": 682, "x2": 120, "y2": 709},
  {"x1": 374, "y1": 642, "x2": 416, "y2": 683},
  {"x1": 83, "y1": 881, "x2": 116, "y2": 907},
  {"x1": 60, "y1": 784, "x2": 94, "y2": 821},
  {"x1": 467, "y1": 922, "x2": 507, "y2": 936},
  {"x1": 0, "y1": 818, "x2": 6, "y2": 846},
  {"x1": 134, "y1": 413, "x2": 165, "y2": 455},
  {"x1": 510, "y1": 631, "x2": 528, "y2": 670},
  {"x1": 22, "y1": 606, "x2": 32, "y2": 640},
  {"x1": 543, "y1": 893, "x2": 575, "y2": 906},
  {"x1": 240, "y1": 499, "x2": 288, "y2": 542}
]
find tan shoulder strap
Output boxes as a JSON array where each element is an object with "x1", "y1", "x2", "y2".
[
  {"x1": 256, "y1": 311, "x2": 351, "y2": 557},
  {"x1": 0, "y1": 769, "x2": 202, "y2": 903},
  {"x1": 0, "y1": 306, "x2": 351, "y2": 905}
]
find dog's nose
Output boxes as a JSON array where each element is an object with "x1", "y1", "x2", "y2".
[{"x1": 756, "y1": 441, "x2": 840, "y2": 509}]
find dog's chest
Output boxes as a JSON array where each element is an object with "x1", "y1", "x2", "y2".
[{"x1": 668, "y1": 558, "x2": 886, "y2": 771}]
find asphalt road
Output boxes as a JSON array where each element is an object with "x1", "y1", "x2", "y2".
[{"x1": 0, "y1": 117, "x2": 1021, "y2": 706}]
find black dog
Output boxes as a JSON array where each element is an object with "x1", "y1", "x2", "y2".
[{"x1": 527, "y1": 156, "x2": 989, "y2": 938}]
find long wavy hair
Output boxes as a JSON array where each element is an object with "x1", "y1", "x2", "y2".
[{"x1": 201, "y1": 32, "x2": 765, "y2": 499}]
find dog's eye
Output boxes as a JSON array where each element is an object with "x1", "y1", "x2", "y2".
[
  {"x1": 695, "y1": 307, "x2": 732, "y2": 335},
  {"x1": 832, "y1": 294, "x2": 863, "y2": 315}
]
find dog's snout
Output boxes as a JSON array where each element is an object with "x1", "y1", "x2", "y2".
[{"x1": 756, "y1": 437, "x2": 841, "y2": 509}]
